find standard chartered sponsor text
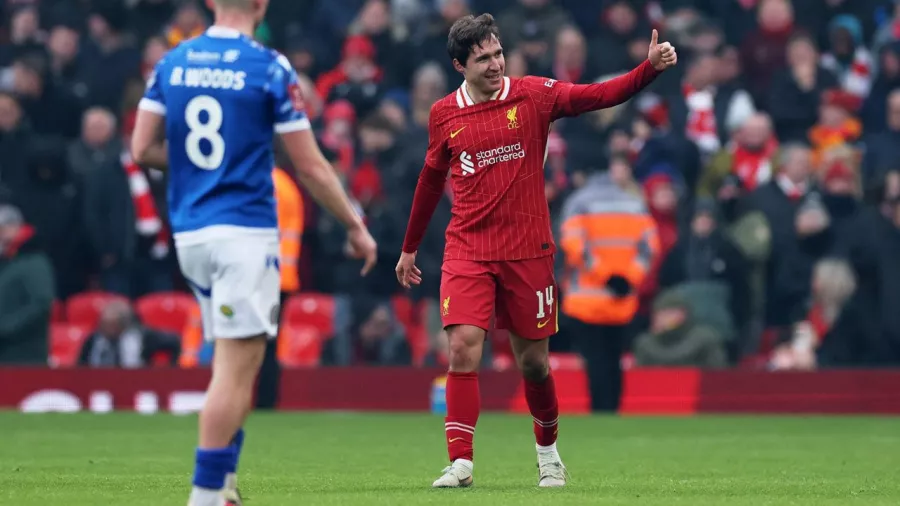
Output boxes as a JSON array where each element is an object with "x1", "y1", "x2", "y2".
[{"x1": 475, "y1": 142, "x2": 526, "y2": 167}]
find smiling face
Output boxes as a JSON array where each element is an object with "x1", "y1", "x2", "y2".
[
  {"x1": 447, "y1": 14, "x2": 505, "y2": 98},
  {"x1": 457, "y1": 35, "x2": 505, "y2": 97}
]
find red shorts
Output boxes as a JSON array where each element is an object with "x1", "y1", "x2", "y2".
[{"x1": 440, "y1": 256, "x2": 558, "y2": 340}]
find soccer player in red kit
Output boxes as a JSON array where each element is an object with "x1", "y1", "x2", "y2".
[{"x1": 395, "y1": 14, "x2": 677, "y2": 488}]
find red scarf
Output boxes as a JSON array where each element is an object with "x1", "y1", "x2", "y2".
[
  {"x1": 3, "y1": 224, "x2": 34, "y2": 258},
  {"x1": 806, "y1": 303, "x2": 831, "y2": 344},
  {"x1": 731, "y1": 138, "x2": 778, "y2": 191},
  {"x1": 683, "y1": 84, "x2": 719, "y2": 153},
  {"x1": 123, "y1": 156, "x2": 169, "y2": 259}
]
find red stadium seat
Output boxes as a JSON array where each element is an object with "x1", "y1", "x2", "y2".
[
  {"x1": 391, "y1": 295, "x2": 429, "y2": 366},
  {"x1": 135, "y1": 292, "x2": 196, "y2": 334},
  {"x1": 51, "y1": 300, "x2": 66, "y2": 322},
  {"x1": 282, "y1": 293, "x2": 336, "y2": 336},
  {"x1": 49, "y1": 323, "x2": 90, "y2": 368},
  {"x1": 278, "y1": 323, "x2": 326, "y2": 367},
  {"x1": 65, "y1": 291, "x2": 130, "y2": 329}
]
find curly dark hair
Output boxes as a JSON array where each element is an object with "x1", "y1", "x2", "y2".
[{"x1": 447, "y1": 13, "x2": 502, "y2": 66}]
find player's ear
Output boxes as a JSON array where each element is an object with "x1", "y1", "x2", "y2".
[{"x1": 452, "y1": 58, "x2": 466, "y2": 75}]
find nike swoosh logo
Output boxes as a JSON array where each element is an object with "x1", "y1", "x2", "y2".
[
  {"x1": 537, "y1": 319, "x2": 551, "y2": 329},
  {"x1": 448, "y1": 437, "x2": 464, "y2": 443},
  {"x1": 450, "y1": 126, "x2": 466, "y2": 138}
]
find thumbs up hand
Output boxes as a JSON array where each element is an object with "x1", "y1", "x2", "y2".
[{"x1": 648, "y1": 29, "x2": 678, "y2": 71}]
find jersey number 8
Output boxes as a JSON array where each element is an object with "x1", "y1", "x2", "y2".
[{"x1": 185, "y1": 95, "x2": 225, "y2": 170}]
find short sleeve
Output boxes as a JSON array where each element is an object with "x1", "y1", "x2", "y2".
[
  {"x1": 138, "y1": 58, "x2": 167, "y2": 116},
  {"x1": 268, "y1": 53, "x2": 311, "y2": 134},
  {"x1": 424, "y1": 103, "x2": 450, "y2": 169}
]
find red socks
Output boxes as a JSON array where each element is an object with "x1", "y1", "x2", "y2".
[
  {"x1": 525, "y1": 371, "x2": 559, "y2": 447},
  {"x1": 444, "y1": 371, "x2": 480, "y2": 462}
]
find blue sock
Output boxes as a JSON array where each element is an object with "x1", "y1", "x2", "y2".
[
  {"x1": 192, "y1": 447, "x2": 233, "y2": 490},
  {"x1": 228, "y1": 428, "x2": 245, "y2": 474}
]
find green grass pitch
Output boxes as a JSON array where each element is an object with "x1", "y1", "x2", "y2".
[{"x1": 1, "y1": 412, "x2": 898, "y2": 505}]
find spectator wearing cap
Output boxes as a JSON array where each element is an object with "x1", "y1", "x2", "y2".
[
  {"x1": 0, "y1": 203, "x2": 54, "y2": 365},
  {"x1": 315, "y1": 35, "x2": 385, "y2": 119},
  {"x1": 632, "y1": 288, "x2": 728, "y2": 368},
  {"x1": 808, "y1": 88, "x2": 862, "y2": 170},
  {"x1": 319, "y1": 99, "x2": 357, "y2": 175},
  {"x1": 769, "y1": 32, "x2": 840, "y2": 143},
  {"x1": 820, "y1": 14, "x2": 873, "y2": 106}
]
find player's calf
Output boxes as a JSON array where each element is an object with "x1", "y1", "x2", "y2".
[{"x1": 190, "y1": 337, "x2": 266, "y2": 506}]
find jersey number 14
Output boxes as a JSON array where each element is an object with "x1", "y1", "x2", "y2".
[{"x1": 185, "y1": 95, "x2": 225, "y2": 170}]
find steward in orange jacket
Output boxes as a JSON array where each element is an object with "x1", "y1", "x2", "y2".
[
  {"x1": 560, "y1": 172, "x2": 659, "y2": 326},
  {"x1": 273, "y1": 167, "x2": 304, "y2": 294}
]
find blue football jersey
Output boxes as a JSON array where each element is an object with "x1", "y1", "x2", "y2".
[{"x1": 139, "y1": 26, "x2": 310, "y2": 234}]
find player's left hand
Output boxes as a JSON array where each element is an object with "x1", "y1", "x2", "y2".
[
  {"x1": 347, "y1": 224, "x2": 378, "y2": 276},
  {"x1": 648, "y1": 29, "x2": 677, "y2": 71},
  {"x1": 395, "y1": 251, "x2": 422, "y2": 289}
]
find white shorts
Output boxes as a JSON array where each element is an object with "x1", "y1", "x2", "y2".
[{"x1": 175, "y1": 226, "x2": 281, "y2": 341}]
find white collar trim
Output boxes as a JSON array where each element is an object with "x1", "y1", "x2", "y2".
[
  {"x1": 456, "y1": 76, "x2": 510, "y2": 108},
  {"x1": 207, "y1": 26, "x2": 242, "y2": 39}
]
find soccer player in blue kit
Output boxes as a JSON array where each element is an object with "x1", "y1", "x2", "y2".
[{"x1": 130, "y1": 1, "x2": 377, "y2": 505}]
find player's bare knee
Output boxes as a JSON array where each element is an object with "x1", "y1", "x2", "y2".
[
  {"x1": 446, "y1": 325, "x2": 483, "y2": 372},
  {"x1": 519, "y1": 353, "x2": 550, "y2": 382}
]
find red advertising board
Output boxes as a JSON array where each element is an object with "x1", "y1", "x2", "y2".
[{"x1": 0, "y1": 367, "x2": 898, "y2": 415}]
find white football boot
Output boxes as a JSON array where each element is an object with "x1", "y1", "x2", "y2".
[
  {"x1": 536, "y1": 443, "x2": 568, "y2": 487},
  {"x1": 432, "y1": 458, "x2": 474, "y2": 488}
]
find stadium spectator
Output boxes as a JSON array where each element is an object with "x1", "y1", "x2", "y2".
[
  {"x1": 164, "y1": 1, "x2": 207, "y2": 48},
  {"x1": 699, "y1": 112, "x2": 779, "y2": 197},
  {"x1": 808, "y1": 88, "x2": 862, "y2": 169},
  {"x1": 560, "y1": 165, "x2": 658, "y2": 412},
  {"x1": 632, "y1": 288, "x2": 728, "y2": 368},
  {"x1": 78, "y1": 299, "x2": 181, "y2": 368},
  {"x1": 658, "y1": 198, "x2": 751, "y2": 360},
  {"x1": 742, "y1": 143, "x2": 817, "y2": 327},
  {"x1": 497, "y1": 0, "x2": 571, "y2": 71},
  {"x1": 821, "y1": 15, "x2": 872, "y2": 107},
  {"x1": 769, "y1": 257, "x2": 861, "y2": 370},
  {"x1": 671, "y1": 51, "x2": 756, "y2": 157},
  {"x1": 0, "y1": 92, "x2": 30, "y2": 189},
  {"x1": 67, "y1": 107, "x2": 121, "y2": 178},
  {"x1": 739, "y1": 0, "x2": 794, "y2": 104},
  {"x1": 322, "y1": 299, "x2": 411, "y2": 366},
  {"x1": 315, "y1": 35, "x2": 385, "y2": 119},
  {"x1": 0, "y1": 203, "x2": 54, "y2": 365},
  {"x1": 768, "y1": 32, "x2": 840, "y2": 143},
  {"x1": 862, "y1": 89, "x2": 900, "y2": 185}
]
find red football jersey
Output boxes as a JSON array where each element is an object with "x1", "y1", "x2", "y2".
[{"x1": 402, "y1": 60, "x2": 662, "y2": 262}]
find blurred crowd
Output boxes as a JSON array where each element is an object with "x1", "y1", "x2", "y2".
[{"x1": 2, "y1": 0, "x2": 900, "y2": 371}]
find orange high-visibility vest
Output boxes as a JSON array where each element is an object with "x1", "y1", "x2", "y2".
[
  {"x1": 273, "y1": 167, "x2": 303, "y2": 293},
  {"x1": 560, "y1": 175, "x2": 659, "y2": 326}
]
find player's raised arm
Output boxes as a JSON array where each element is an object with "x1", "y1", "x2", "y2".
[
  {"x1": 396, "y1": 103, "x2": 450, "y2": 288},
  {"x1": 132, "y1": 60, "x2": 169, "y2": 169},
  {"x1": 550, "y1": 29, "x2": 677, "y2": 119}
]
